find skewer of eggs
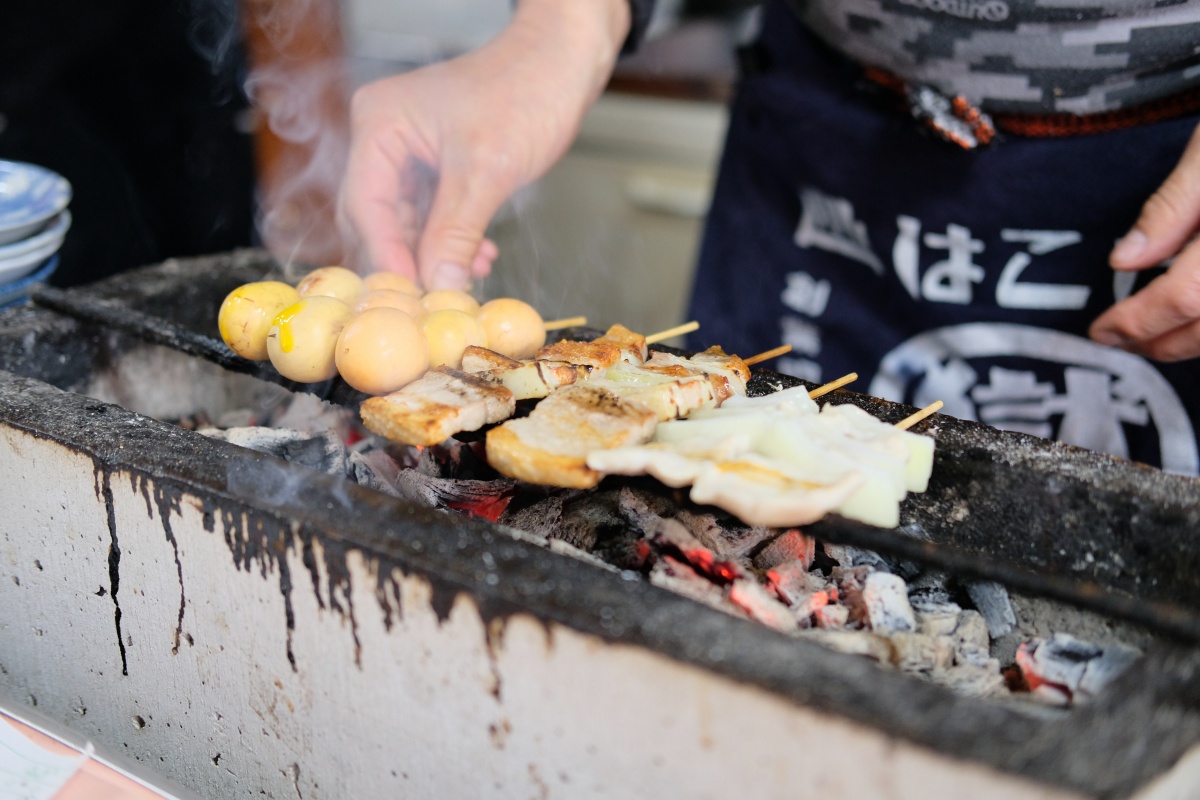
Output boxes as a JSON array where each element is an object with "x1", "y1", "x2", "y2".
[{"x1": 217, "y1": 265, "x2": 560, "y2": 395}]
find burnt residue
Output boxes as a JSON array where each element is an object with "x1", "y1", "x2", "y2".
[
  {"x1": 96, "y1": 465, "x2": 128, "y2": 677},
  {"x1": 314, "y1": 524, "x2": 362, "y2": 669},
  {"x1": 277, "y1": 536, "x2": 298, "y2": 672},
  {"x1": 148, "y1": 481, "x2": 187, "y2": 656},
  {"x1": 374, "y1": 564, "x2": 403, "y2": 632}
]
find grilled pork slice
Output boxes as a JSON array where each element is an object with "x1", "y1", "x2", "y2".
[
  {"x1": 461, "y1": 346, "x2": 520, "y2": 373},
  {"x1": 360, "y1": 367, "x2": 515, "y2": 447},
  {"x1": 486, "y1": 385, "x2": 658, "y2": 488}
]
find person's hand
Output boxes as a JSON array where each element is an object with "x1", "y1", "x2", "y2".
[
  {"x1": 1091, "y1": 123, "x2": 1200, "y2": 361},
  {"x1": 337, "y1": 0, "x2": 629, "y2": 290}
]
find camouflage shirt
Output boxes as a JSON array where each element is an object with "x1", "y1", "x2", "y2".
[{"x1": 787, "y1": 0, "x2": 1200, "y2": 113}]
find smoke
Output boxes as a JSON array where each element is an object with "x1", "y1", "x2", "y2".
[{"x1": 179, "y1": 0, "x2": 352, "y2": 271}]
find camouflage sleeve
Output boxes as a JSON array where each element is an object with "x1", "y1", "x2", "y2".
[{"x1": 788, "y1": 0, "x2": 1200, "y2": 114}]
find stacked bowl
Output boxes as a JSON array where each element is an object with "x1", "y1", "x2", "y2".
[{"x1": 0, "y1": 160, "x2": 72, "y2": 307}]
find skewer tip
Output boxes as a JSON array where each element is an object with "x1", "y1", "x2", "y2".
[
  {"x1": 895, "y1": 400, "x2": 943, "y2": 431},
  {"x1": 544, "y1": 316, "x2": 587, "y2": 331},
  {"x1": 645, "y1": 320, "x2": 700, "y2": 346}
]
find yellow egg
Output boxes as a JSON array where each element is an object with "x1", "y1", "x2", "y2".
[
  {"x1": 266, "y1": 296, "x2": 354, "y2": 383},
  {"x1": 335, "y1": 307, "x2": 430, "y2": 395},
  {"x1": 422, "y1": 309, "x2": 489, "y2": 369},
  {"x1": 421, "y1": 289, "x2": 480, "y2": 315},
  {"x1": 217, "y1": 281, "x2": 301, "y2": 361},
  {"x1": 355, "y1": 288, "x2": 426, "y2": 320},
  {"x1": 362, "y1": 272, "x2": 422, "y2": 297},
  {"x1": 477, "y1": 298, "x2": 545, "y2": 359},
  {"x1": 296, "y1": 266, "x2": 364, "y2": 305}
]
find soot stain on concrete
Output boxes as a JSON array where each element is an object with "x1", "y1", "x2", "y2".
[
  {"x1": 94, "y1": 461, "x2": 128, "y2": 676},
  {"x1": 147, "y1": 479, "x2": 187, "y2": 656}
]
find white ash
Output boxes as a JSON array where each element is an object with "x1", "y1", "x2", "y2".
[
  {"x1": 823, "y1": 542, "x2": 891, "y2": 573},
  {"x1": 861, "y1": 572, "x2": 917, "y2": 634},
  {"x1": 200, "y1": 426, "x2": 347, "y2": 476}
]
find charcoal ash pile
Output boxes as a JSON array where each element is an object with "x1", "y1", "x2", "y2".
[{"x1": 180, "y1": 391, "x2": 1145, "y2": 708}]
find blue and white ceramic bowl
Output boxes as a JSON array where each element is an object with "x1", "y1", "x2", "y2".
[
  {"x1": 0, "y1": 255, "x2": 59, "y2": 309},
  {"x1": 0, "y1": 160, "x2": 72, "y2": 246},
  {"x1": 0, "y1": 210, "x2": 71, "y2": 285}
]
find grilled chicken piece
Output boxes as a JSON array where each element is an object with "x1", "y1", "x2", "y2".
[
  {"x1": 490, "y1": 360, "x2": 593, "y2": 400},
  {"x1": 587, "y1": 373, "x2": 717, "y2": 421},
  {"x1": 486, "y1": 385, "x2": 658, "y2": 488},
  {"x1": 534, "y1": 323, "x2": 649, "y2": 368},
  {"x1": 597, "y1": 323, "x2": 648, "y2": 363},
  {"x1": 689, "y1": 457, "x2": 863, "y2": 529},
  {"x1": 360, "y1": 367, "x2": 515, "y2": 446}
]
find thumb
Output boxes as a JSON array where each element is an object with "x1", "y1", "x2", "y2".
[
  {"x1": 1111, "y1": 123, "x2": 1200, "y2": 270},
  {"x1": 417, "y1": 168, "x2": 511, "y2": 290}
]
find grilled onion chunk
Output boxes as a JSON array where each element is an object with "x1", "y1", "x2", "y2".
[
  {"x1": 588, "y1": 386, "x2": 935, "y2": 529},
  {"x1": 486, "y1": 385, "x2": 658, "y2": 489},
  {"x1": 360, "y1": 367, "x2": 515, "y2": 447}
]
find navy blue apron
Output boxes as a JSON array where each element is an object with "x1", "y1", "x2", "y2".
[{"x1": 688, "y1": 0, "x2": 1200, "y2": 474}]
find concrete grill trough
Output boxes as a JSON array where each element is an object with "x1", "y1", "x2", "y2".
[{"x1": 1, "y1": 250, "x2": 1200, "y2": 798}]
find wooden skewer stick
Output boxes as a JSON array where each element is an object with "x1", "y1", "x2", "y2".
[
  {"x1": 645, "y1": 320, "x2": 700, "y2": 346},
  {"x1": 895, "y1": 401, "x2": 943, "y2": 431},
  {"x1": 743, "y1": 344, "x2": 793, "y2": 367},
  {"x1": 808, "y1": 372, "x2": 857, "y2": 400},
  {"x1": 543, "y1": 316, "x2": 587, "y2": 331}
]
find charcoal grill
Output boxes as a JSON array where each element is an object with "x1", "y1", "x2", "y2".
[{"x1": 2, "y1": 249, "x2": 1200, "y2": 798}]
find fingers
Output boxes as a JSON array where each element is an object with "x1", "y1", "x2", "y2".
[
  {"x1": 1091, "y1": 242, "x2": 1200, "y2": 361},
  {"x1": 337, "y1": 141, "x2": 421, "y2": 279},
  {"x1": 1110, "y1": 123, "x2": 1200, "y2": 270},
  {"x1": 417, "y1": 161, "x2": 515, "y2": 290}
]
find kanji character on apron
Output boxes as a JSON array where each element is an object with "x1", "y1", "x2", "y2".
[{"x1": 688, "y1": 0, "x2": 1200, "y2": 473}]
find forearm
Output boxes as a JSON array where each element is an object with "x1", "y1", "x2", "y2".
[{"x1": 505, "y1": 0, "x2": 631, "y2": 108}]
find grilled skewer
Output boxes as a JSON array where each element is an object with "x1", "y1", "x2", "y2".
[{"x1": 359, "y1": 367, "x2": 515, "y2": 447}]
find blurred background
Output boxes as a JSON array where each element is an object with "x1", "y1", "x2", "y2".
[{"x1": 0, "y1": 0, "x2": 757, "y2": 334}]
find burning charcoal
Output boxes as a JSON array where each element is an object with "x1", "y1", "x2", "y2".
[
  {"x1": 813, "y1": 604, "x2": 849, "y2": 630},
  {"x1": 501, "y1": 495, "x2": 566, "y2": 541},
  {"x1": 823, "y1": 543, "x2": 890, "y2": 572},
  {"x1": 929, "y1": 663, "x2": 1007, "y2": 698},
  {"x1": 728, "y1": 580, "x2": 798, "y2": 633},
  {"x1": 752, "y1": 529, "x2": 816, "y2": 571},
  {"x1": 766, "y1": 561, "x2": 830, "y2": 606},
  {"x1": 887, "y1": 632, "x2": 953, "y2": 674},
  {"x1": 952, "y1": 610, "x2": 992, "y2": 668},
  {"x1": 201, "y1": 426, "x2": 347, "y2": 476},
  {"x1": 384, "y1": 468, "x2": 516, "y2": 516},
  {"x1": 861, "y1": 572, "x2": 917, "y2": 634},
  {"x1": 1016, "y1": 633, "x2": 1142, "y2": 705},
  {"x1": 673, "y1": 509, "x2": 773, "y2": 560},
  {"x1": 790, "y1": 589, "x2": 834, "y2": 625},
  {"x1": 649, "y1": 557, "x2": 739, "y2": 615},
  {"x1": 965, "y1": 580, "x2": 1017, "y2": 639},
  {"x1": 799, "y1": 629, "x2": 893, "y2": 664},
  {"x1": 616, "y1": 485, "x2": 677, "y2": 526},
  {"x1": 349, "y1": 449, "x2": 403, "y2": 496}
]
